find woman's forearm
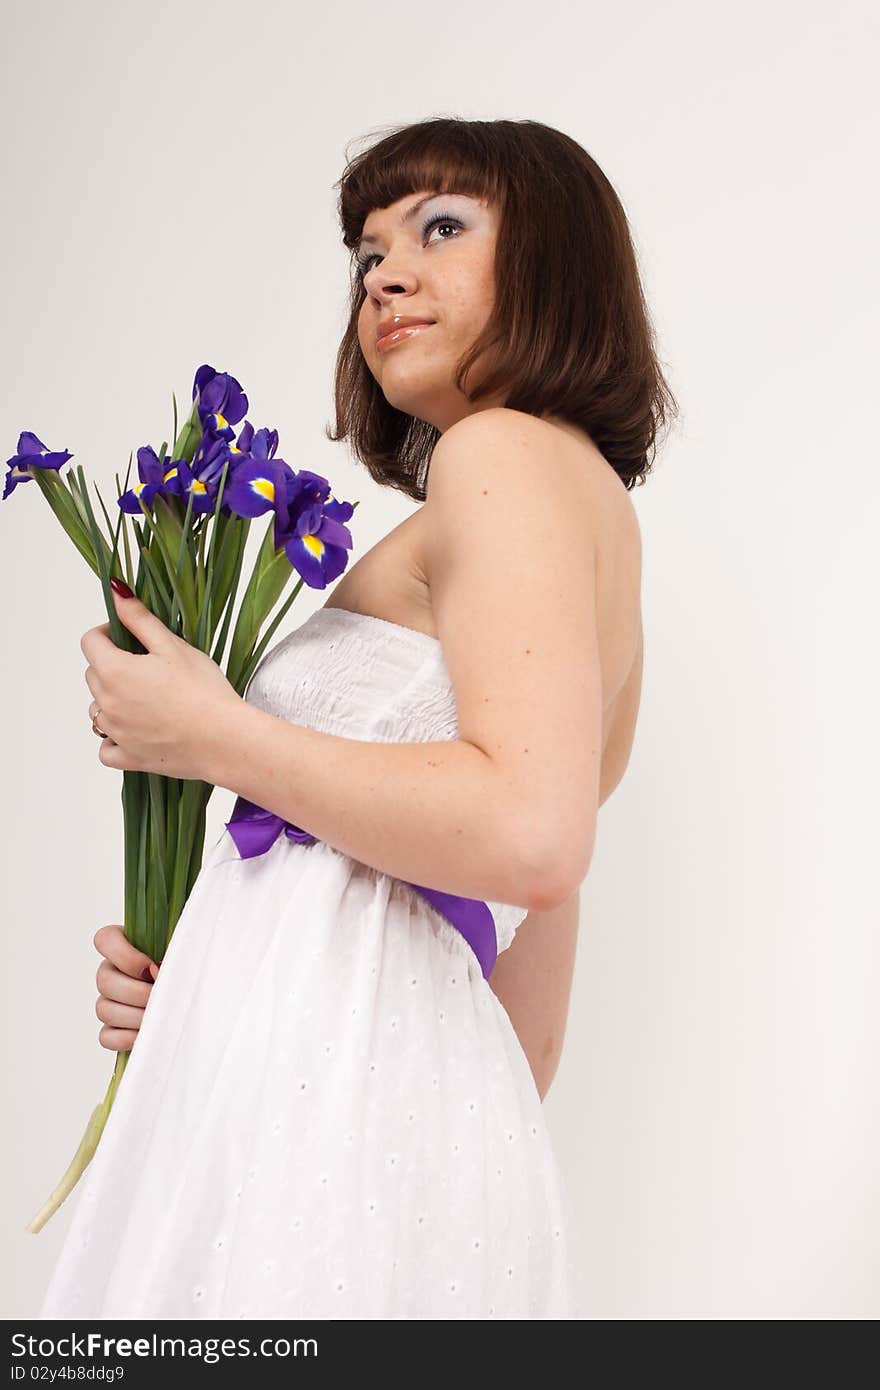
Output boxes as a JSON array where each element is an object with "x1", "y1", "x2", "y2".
[{"x1": 206, "y1": 698, "x2": 565, "y2": 909}]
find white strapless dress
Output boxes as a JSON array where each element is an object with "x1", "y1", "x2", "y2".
[{"x1": 38, "y1": 605, "x2": 583, "y2": 1320}]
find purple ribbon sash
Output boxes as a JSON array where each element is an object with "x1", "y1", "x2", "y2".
[{"x1": 224, "y1": 795, "x2": 498, "y2": 980}]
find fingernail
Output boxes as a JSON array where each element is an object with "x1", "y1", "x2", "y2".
[
  {"x1": 150, "y1": 961, "x2": 159, "y2": 979},
  {"x1": 140, "y1": 966, "x2": 153, "y2": 982},
  {"x1": 110, "y1": 576, "x2": 134, "y2": 598}
]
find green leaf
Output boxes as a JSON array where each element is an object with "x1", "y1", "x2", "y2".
[
  {"x1": 134, "y1": 785, "x2": 149, "y2": 952},
  {"x1": 75, "y1": 465, "x2": 133, "y2": 651},
  {"x1": 30, "y1": 468, "x2": 101, "y2": 575},
  {"x1": 225, "y1": 520, "x2": 279, "y2": 681},
  {"x1": 171, "y1": 391, "x2": 202, "y2": 463},
  {"x1": 92, "y1": 481, "x2": 126, "y2": 586},
  {"x1": 196, "y1": 461, "x2": 233, "y2": 650},
  {"x1": 172, "y1": 486, "x2": 199, "y2": 639},
  {"x1": 210, "y1": 519, "x2": 250, "y2": 670},
  {"x1": 146, "y1": 774, "x2": 169, "y2": 955},
  {"x1": 152, "y1": 494, "x2": 198, "y2": 637},
  {"x1": 115, "y1": 463, "x2": 135, "y2": 587},
  {"x1": 238, "y1": 571, "x2": 306, "y2": 690},
  {"x1": 165, "y1": 776, "x2": 180, "y2": 876},
  {"x1": 137, "y1": 544, "x2": 173, "y2": 618},
  {"x1": 121, "y1": 770, "x2": 145, "y2": 942},
  {"x1": 135, "y1": 498, "x2": 189, "y2": 635},
  {"x1": 64, "y1": 470, "x2": 93, "y2": 530}
]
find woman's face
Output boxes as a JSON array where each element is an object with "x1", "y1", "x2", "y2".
[{"x1": 355, "y1": 190, "x2": 508, "y2": 433}]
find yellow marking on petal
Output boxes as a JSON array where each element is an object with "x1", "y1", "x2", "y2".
[
  {"x1": 163, "y1": 467, "x2": 179, "y2": 482},
  {"x1": 191, "y1": 480, "x2": 208, "y2": 493},
  {"x1": 303, "y1": 533, "x2": 324, "y2": 558},
  {"x1": 134, "y1": 482, "x2": 147, "y2": 495},
  {"x1": 250, "y1": 478, "x2": 275, "y2": 501},
  {"x1": 215, "y1": 412, "x2": 228, "y2": 430}
]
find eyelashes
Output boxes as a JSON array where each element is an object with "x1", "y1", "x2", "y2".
[{"x1": 355, "y1": 211, "x2": 464, "y2": 279}]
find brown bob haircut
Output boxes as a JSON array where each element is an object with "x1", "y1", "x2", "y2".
[{"x1": 326, "y1": 117, "x2": 679, "y2": 499}]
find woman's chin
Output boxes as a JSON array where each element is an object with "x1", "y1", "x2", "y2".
[{"x1": 377, "y1": 375, "x2": 442, "y2": 418}]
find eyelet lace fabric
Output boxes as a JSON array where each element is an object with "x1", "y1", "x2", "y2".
[
  {"x1": 37, "y1": 606, "x2": 583, "y2": 1320},
  {"x1": 242, "y1": 607, "x2": 530, "y2": 956}
]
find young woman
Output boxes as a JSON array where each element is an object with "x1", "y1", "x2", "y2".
[{"x1": 39, "y1": 117, "x2": 676, "y2": 1320}]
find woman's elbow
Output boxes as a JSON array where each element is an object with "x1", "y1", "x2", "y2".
[{"x1": 530, "y1": 825, "x2": 595, "y2": 911}]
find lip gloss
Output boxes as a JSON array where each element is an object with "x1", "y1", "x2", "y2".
[{"x1": 376, "y1": 324, "x2": 434, "y2": 352}]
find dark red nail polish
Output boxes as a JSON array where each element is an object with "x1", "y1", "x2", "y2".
[
  {"x1": 140, "y1": 966, "x2": 153, "y2": 982},
  {"x1": 110, "y1": 576, "x2": 134, "y2": 598}
]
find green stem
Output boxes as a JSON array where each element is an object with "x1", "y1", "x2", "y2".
[{"x1": 26, "y1": 1051, "x2": 129, "y2": 1234}]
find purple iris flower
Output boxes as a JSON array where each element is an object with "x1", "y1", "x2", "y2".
[
  {"x1": 162, "y1": 416, "x2": 280, "y2": 521},
  {"x1": 188, "y1": 431, "x2": 238, "y2": 494},
  {"x1": 192, "y1": 364, "x2": 248, "y2": 441},
  {"x1": 4, "y1": 364, "x2": 356, "y2": 591},
  {"x1": 117, "y1": 445, "x2": 184, "y2": 513},
  {"x1": 275, "y1": 468, "x2": 333, "y2": 538},
  {"x1": 223, "y1": 454, "x2": 289, "y2": 521},
  {"x1": 282, "y1": 496, "x2": 354, "y2": 588},
  {"x1": 275, "y1": 470, "x2": 355, "y2": 588},
  {"x1": 166, "y1": 458, "x2": 230, "y2": 516},
  {"x1": 2, "y1": 432, "x2": 73, "y2": 501}
]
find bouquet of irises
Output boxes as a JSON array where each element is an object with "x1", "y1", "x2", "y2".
[{"x1": 3, "y1": 364, "x2": 357, "y2": 1233}]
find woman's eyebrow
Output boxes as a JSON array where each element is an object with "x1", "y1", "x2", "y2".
[{"x1": 356, "y1": 193, "x2": 448, "y2": 252}]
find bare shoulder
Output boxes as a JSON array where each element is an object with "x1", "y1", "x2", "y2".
[
  {"x1": 422, "y1": 405, "x2": 608, "y2": 590},
  {"x1": 429, "y1": 406, "x2": 638, "y2": 528},
  {"x1": 428, "y1": 405, "x2": 593, "y2": 482},
  {"x1": 423, "y1": 406, "x2": 613, "y2": 548},
  {"x1": 426, "y1": 406, "x2": 643, "y2": 692}
]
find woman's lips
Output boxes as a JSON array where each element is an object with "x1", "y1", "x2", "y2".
[{"x1": 376, "y1": 323, "x2": 435, "y2": 353}]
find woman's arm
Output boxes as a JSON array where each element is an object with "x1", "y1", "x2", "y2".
[
  {"x1": 207, "y1": 409, "x2": 603, "y2": 913},
  {"x1": 208, "y1": 708, "x2": 559, "y2": 909},
  {"x1": 488, "y1": 889, "x2": 580, "y2": 1101}
]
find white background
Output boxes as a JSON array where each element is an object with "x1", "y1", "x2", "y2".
[{"x1": 2, "y1": 0, "x2": 877, "y2": 1319}]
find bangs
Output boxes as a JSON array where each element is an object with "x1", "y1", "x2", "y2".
[
  {"x1": 335, "y1": 122, "x2": 505, "y2": 254},
  {"x1": 327, "y1": 118, "x2": 680, "y2": 499}
]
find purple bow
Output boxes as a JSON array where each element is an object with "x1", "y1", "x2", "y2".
[{"x1": 224, "y1": 795, "x2": 498, "y2": 979}]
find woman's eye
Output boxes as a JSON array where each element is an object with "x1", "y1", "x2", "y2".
[
  {"x1": 422, "y1": 212, "x2": 464, "y2": 246},
  {"x1": 356, "y1": 212, "x2": 464, "y2": 279}
]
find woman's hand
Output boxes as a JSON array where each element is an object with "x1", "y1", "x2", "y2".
[
  {"x1": 80, "y1": 581, "x2": 243, "y2": 781},
  {"x1": 94, "y1": 924, "x2": 160, "y2": 1052}
]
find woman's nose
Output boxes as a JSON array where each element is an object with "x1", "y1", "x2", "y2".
[{"x1": 364, "y1": 255, "x2": 418, "y2": 297}]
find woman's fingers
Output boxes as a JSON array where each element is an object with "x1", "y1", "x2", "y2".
[
  {"x1": 91, "y1": 924, "x2": 160, "y2": 1053},
  {"x1": 94, "y1": 923, "x2": 159, "y2": 982},
  {"x1": 98, "y1": 1025, "x2": 140, "y2": 1052},
  {"x1": 95, "y1": 994, "x2": 148, "y2": 1031},
  {"x1": 96, "y1": 958, "x2": 153, "y2": 1006}
]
